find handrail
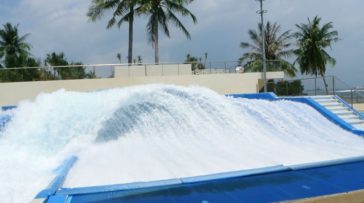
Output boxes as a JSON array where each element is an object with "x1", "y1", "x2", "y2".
[
  {"x1": 0, "y1": 61, "x2": 240, "y2": 70},
  {"x1": 334, "y1": 95, "x2": 364, "y2": 120}
]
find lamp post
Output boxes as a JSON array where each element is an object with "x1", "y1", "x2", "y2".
[{"x1": 256, "y1": 0, "x2": 267, "y2": 92}]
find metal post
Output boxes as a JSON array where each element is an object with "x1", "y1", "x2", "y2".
[
  {"x1": 332, "y1": 76, "x2": 335, "y2": 95},
  {"x1": 257, "y1": 0, "x2": 267, "y2": 92},
  {"x1": 357, "y1": 92, "x2": 359, "y2": 103},
  {"x1": 350, "y1": 89, "x2": 354, "y2": 107},
  {"x1": 314, "y1": 77, "x2": 317, "y2": 96}
]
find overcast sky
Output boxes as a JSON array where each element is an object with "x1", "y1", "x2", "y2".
[{"x1": 0, "y1": 0, "x2": 363, "y2": 86}]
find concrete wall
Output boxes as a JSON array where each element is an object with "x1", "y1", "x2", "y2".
[
  {"x1": 0, "y1": 72, "x2": 284, "y2": 106},
  {"x1": 114, "y1": 64, "x2": 192, "y2": 77}
]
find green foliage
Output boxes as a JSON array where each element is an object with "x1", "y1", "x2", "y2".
[
  {"x1": 0, "y1": 23, "x2": 49, "y2": 82},
  {"x1": 139, "y1": 0, "x2": 197, "y2": 63},
  {"x1": 87, "y1": 0, "x2": 140, "y2": 64},
  {"x1": 133, "y1": 55, "x2": 143, "y2": 64},
  {"x1": 44, "y1": 52, "x2": 95, "y2": 80},
  {"x1": 239, "y1": 22, "x2": 297, "y2": 77},
  {"x1": 294, "y1": 16, "x2": 338, "y2": 94},
  {"x1": 264, "y1": 80, "x2": 304, "y2": 96},
  {"x1": 0, "y1": 23, "x2": 94, "y2": 82},
  {"x1": 0, "y1": 57, "x2": 53, "y2": 82},
  {"x1": 184, "y1": 53, "x2": 205, "y2": 71},
  {"x1": 0, "y1": 23, "x2": 31, "y2": 68}
]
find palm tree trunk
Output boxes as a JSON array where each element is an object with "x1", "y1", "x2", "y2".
[
  {"x1": 321, "y1": 73, "x2": 329, "y2": 95},
  {"x1": 128, "y1": 7, "x2": 134, "y2": 65},
  {"x1": 154, "y1": 24, "x2": 159, "y2": 64}
]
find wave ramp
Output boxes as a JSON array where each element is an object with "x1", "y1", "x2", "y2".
[{"x1": 1, "y1": 85, "x2": 364, "y2": 202}]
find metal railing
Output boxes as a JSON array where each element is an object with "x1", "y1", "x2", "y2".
[
  {"x1": 0, "y1": 61, "x2": 245, "y2": 82},
  {"x1": 267, "y1": 76, "x2": 364, "y2": 106}
]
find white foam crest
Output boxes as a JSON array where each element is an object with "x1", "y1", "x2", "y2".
[{"x1": 0, "y1": 84, "x2": 364, "y2": 202}]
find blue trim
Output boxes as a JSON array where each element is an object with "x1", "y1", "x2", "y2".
[
  {"x1": 288, "y1": 155, "x2": 364, "y2": 170},
  {"x1": 180, "y1": 165, "x2": 289, "y2": 184},
  {"x1": 57, "y1": 165, "x2": 289, "y2": 196},
  {"x1": 46, "y1": 195, "x2": 68, "y2": 203},
  {"x1": 47, "y1": 156, "x2": 364, "y2": 203},
  {"x1": 58, "y1": 179, "x2": 183, "y2": 196},
  {"x1": 56, "y1": 156, "x2": 364, "y2": 197},
  {"x1": 35, "y1": 156, "x2": 78, "y2": 200},
  {"x1": 62, "y1": 159, "x2": 364, "y2": 203}
]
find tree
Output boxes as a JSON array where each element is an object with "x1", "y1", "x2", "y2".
[
  {"x1": 45, "y1": 52, "x2": 94, "y2": 80},
  {"x1": 136, "y1": 55, "x2": 142, "y2": 64},
  {"x1": 266, "y1": 80, "x2": 304, "y2": 96},
  {"x1": 0, "y1": 23, "x2": 48, "y2": 82},
  {"x1": 116, "y1": 53, "x2": 122, "y2": 63},
  {"x1": 88, "y1": 0, "x2": 140, "y2": 64},
  {"x1": 185, "y1": 53, "x2": 204, "y2": 72},
  {"x1": 139, "y1": 0, "x2": 197, "y2": 64},
  {"x1": 239, "y1": 22, "x2": 297, "y2": 77},
  {"x1": 294, "y1": 16, "x2": 339, "y2": 94},
  {"x1": 0, "y1": 23, "x2": 31, "y2": 68}
]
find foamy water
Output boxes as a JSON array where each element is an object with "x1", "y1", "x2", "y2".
[{"x1": 1, "y1": 85, "x2": 364, "y2": 202}]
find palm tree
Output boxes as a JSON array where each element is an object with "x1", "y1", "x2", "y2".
[
  {"x1": 0, "y1": 22, "x2": 31, "y2": 68},
  {"x1": 139, "y1": 0, "x2": 197, "y2": 64},
  {"x1": 87, "y1": 0, "x2": 140, "y2": 64},
  {"x1": 294, "y1": 16, "x2": 339, "y2": 94},
  {"x1": 239, "y1": 22, "x2": 296, "y2": 77}
]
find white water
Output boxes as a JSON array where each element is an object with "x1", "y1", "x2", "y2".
[{"x1": 1, "y1": 84, "x2": 364, "y2": 202}]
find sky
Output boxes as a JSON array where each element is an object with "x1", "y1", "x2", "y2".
[{"x1": 0, "y1": 0, "x2": 363, "y2": 86}]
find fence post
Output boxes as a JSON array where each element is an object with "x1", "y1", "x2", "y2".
[
  {"x1": 314, "y1": 77, "x2": 317, "y2": 96},
  {"x1": 357, "y1": 92, "x2": 359, "y2": 103},
  {"x1": 350, "y1": 89, "x2": 354, "y2": 107},
  {"x1": 332, "y1": 76, "x2": 335, "y2": 95}
]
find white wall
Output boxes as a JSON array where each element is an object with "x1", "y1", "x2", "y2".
[
  {"x1": 114, "y1": 64, "x2": 192, "y2": 77},
  {"x1": 0, "y1": 72, "x2": 284, "y2": 106}
]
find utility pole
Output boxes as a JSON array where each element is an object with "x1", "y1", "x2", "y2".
[{"x1": 256, "y1": 0, "x2": 267, "y2": 92}]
